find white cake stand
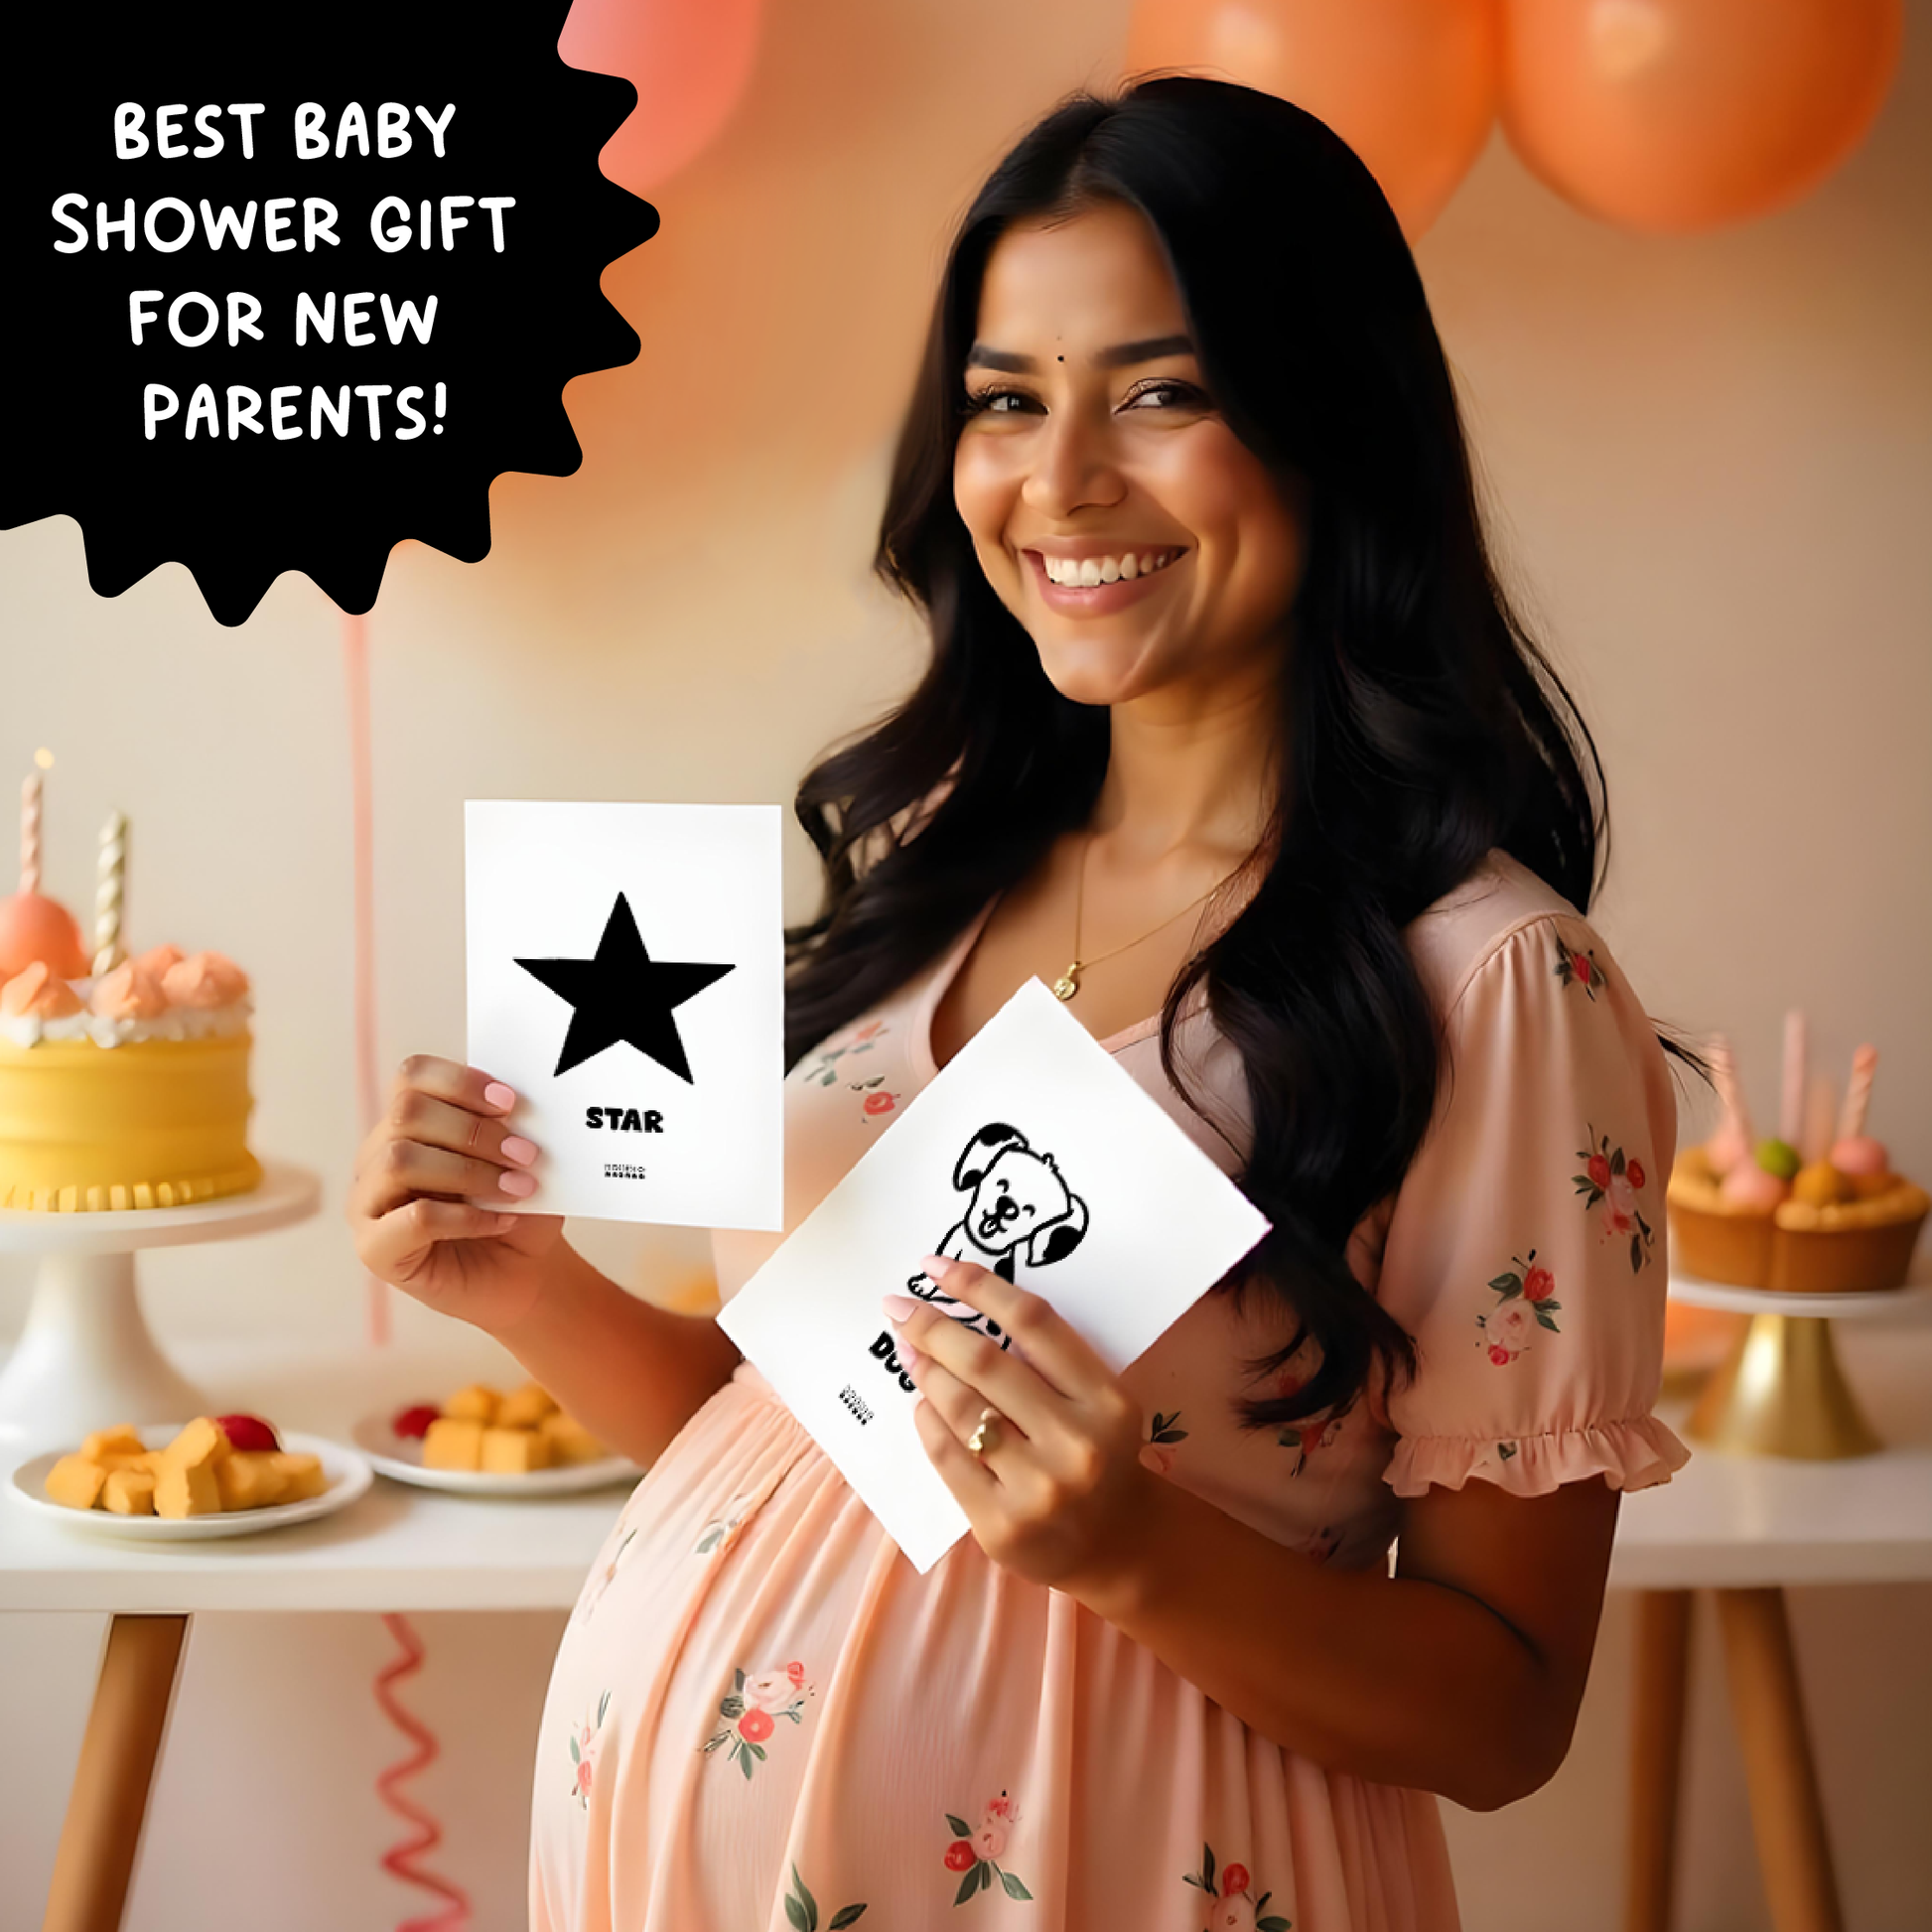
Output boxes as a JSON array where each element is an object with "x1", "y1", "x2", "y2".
[
  {"x1": 0, "y1": 1161, "x2": 322, "y2": 1448},
  {"x1": 1667, "y1": 1269, "x2": 1932, "y2": 1459}
]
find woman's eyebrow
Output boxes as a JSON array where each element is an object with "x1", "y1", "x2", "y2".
[{"x1": 965, "y1": 334, "x2": 1195, "y2": 373}]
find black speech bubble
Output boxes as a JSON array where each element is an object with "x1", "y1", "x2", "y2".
[{"x1": 0, "y1": 2, "x2": 659, "y2": 624}]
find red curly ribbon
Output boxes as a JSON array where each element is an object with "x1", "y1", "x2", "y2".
[{"x1": 374, "y1": 1611, "x2": 473, "y2": 1932}]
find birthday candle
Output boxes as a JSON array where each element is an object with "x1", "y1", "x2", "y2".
[
  {"x1": 20, "y1": 772, "x2": 41, "y2": 896},
  {"x1": 1837, "y1": 1044, "x2": 1877, "y2": 1143},
  {"x1": 1779, "y1": 1009, "x2": 1806, "y2": 1145},
  {"x1": 93, "y1": 810, "x2": 128, "y2": 977}
]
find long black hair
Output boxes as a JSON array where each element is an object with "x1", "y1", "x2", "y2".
[{"x1": 783, "y1": 76, "x2": 1607, "y2": 1433}]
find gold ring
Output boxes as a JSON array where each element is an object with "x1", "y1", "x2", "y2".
[{"x1": 967, "y1": 1406, "x2": 1003, "y2": 1457}]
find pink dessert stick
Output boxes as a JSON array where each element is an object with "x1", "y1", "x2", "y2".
[
  {"x1": 1779, "y1": 1009, "x2": 1806, "y2": 1145},
  {"x1": 1836, "y1": 1044, "x2": 1876, "y2": 1144},
  {"x1": 1706, "y1": 1035, "x2": 1753, "y2": 1173}
]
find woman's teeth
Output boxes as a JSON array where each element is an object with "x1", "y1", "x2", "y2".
[{"x1": 1040, "y1": 547, "x2": 1181, "y2": 587}]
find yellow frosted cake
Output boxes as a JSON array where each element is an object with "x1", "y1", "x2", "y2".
[{"x1": 0, "y1": 776, "x2": 260, "y2": 1212}]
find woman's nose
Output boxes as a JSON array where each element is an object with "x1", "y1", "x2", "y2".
[{"x1": 1021, "y1": 406, "x2": 1125, "y2": 519}]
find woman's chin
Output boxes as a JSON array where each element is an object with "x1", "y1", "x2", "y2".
[{"x1": 1031, "y1": 632, "x2": 1168, "y2": 709}]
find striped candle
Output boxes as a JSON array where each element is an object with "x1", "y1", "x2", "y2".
[{"x1": 92, "y1": 810, "x2": 128, "y2": 976}]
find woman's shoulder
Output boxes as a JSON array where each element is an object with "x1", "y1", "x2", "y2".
[{"x1": 1404, "y1": 848, "x2": 1603, "y2": 1022}]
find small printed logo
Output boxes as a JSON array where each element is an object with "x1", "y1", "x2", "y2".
[{"x1": 604, "y1": 1162, "x2": 648, "y2": 1180}]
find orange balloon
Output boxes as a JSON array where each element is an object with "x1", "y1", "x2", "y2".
[
  {"x1": 1500, "y1": 0, "x2": 1904, "y2": 232},
  {"x1": 1123, "y1": 0, "x2": 1501, "y2": 237},
  {"x1": 559, "y1": 0, "x2": 764, "y2": 194}
]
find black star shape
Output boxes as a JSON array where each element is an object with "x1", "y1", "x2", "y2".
[{"x1": 514, "y1": 893, "x2": 735, "y2": 1081}]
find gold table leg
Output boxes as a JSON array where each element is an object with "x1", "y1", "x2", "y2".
[
  {"x1": 1624, "y1": 1588, "x2": 1695, "y2": 1932},
  {"x1": 1716, "y1": 1587, "x2": 1845, "y2": 1932},
  {"x1": 42, "y1": 1614, "x2": 189, "y2": 1932}
]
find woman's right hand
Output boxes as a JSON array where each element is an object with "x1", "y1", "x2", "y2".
[{"x1": 346, "y1": 1055, "x2": 567, "y2": 1336}]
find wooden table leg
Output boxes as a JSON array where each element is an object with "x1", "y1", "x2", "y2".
[
  {"x1": 42, "y1": 1613, "x2": 189, "y2": 1932},
  {"x1": 1715, "y1": 1587, "x2": 1845, "y2": 1932},
  {"x1": 1625, "y1": 1587, "x2": 1695, "y2": 1932}
]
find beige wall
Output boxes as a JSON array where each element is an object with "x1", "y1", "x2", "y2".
[{"x1": 3, "y1": 0, "x2": 1928, "y2": 1925}]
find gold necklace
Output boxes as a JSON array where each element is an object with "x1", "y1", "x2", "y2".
[{"x1": 1051, "y1": 833, "x2": 1241, "y2": 1002}]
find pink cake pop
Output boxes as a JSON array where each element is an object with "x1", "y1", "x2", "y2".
[
  {"x1": 1703, "y1": 1036, "x2": 1753, "y2": 1176},
  {"x1": 1830, "y1": 1044, "x2": 1888, "y2": 1176}
]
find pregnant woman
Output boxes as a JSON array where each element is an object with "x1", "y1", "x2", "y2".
[{"x1": 349, "y1": 78, "x2": 1689, "y2": 1931}]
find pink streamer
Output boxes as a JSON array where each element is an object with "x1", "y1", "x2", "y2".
[
  {"x1": 342, "y1": 609, "x2": 390, "y2": 1346},
  {"x1": 374, "y1": 1612, "x2": 473, "y2": 1932}
]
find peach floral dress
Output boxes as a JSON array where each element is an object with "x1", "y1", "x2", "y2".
[{"x1": 529, "y1": 851, "x2": 1689, "y2": 1932}]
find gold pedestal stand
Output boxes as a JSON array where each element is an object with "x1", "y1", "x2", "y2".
[{"x1": 1670, "y1": 1276, "x2": 1931, "y2": 1460}]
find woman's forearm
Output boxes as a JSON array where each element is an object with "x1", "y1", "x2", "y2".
[
  {"x1": 1067, "y1": 1475, "x2": 1559, "y2": 1812},
  {"x1": 488, "y1": 1242, "x2": 743, "y2": 1467}
]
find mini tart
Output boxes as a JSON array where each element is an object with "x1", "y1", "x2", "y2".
[{"x1": 1667, "y1": 1146, "x2": 1928, "y2": 1294}]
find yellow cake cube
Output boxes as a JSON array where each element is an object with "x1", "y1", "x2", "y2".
[
  {"x1": 495, "y1": 1382, "x2": 558, "y2": 1431},
  {"x1": 81, "y1": 1426, "x2": 148, "y2": 1463},
  {"x1": 101, "y1": 1468, "x2": 157, "y2": 1515},
  {"x1": 155, "y1": 1460, "x2": 222, "y2": 1518},
  {"x1": 539, "y1": 1411, "x2": 607, "y2": 1465},
  {"x1": 159, "y1": 1416, "x2": 231, "y2": 1471},
  {"x1": 481, "y1": 1427, "x2": 552, "y2": 1474},
  {"x1": 45, "y1": 1454, "x2": 109, "y2": 1510},
  {"x1": 267, "y1": 1451, "x2": 326, "y2": 1502},
  {"x1": 442, "y1": 1384, "x2": 500, "y2": 1424},
  {"x1": 422, "y1": 1418, "x2": 485, "y2": 1471},
  {"x1": 214, "y1": 1452, "x2": 288, "y2": 1510}
]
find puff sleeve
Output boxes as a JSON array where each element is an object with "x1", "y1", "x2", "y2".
[{"x1": 1372, "y1": 913, "x2": 1692, "y2": 1498}]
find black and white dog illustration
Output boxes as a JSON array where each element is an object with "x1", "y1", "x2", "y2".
[{"x1": 908, "y1": 1122, "x2": 1089, "y2": 1348}]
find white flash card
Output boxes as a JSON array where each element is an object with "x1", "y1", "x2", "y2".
[
  {"x1": 718, "y1": 976, "x2": 1271, "y2": 1571},
  {"x1": 466, "y1": 799, "x2": 782, "y2": 1230}
]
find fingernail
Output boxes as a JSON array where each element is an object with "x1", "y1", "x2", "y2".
[
  {"x1": 483, "y1": 1082, "x2": 516, "y2": 1112},
  {"x1": 883, "y1": 1294, "x2": 919, "y2": 1322},
  {"x1": 500, "y1": 1135, "x2": 538, "y2": 1166},
  {"x1": 899, "y1": 1343, "x2": 923, "y2": 1373},
  {"x1": 918, "y1": 1254, "x2": 952, "y2": 1281},
  {"x1": 500, "y1": 1172, "x2": 538, "y2": 1197}
]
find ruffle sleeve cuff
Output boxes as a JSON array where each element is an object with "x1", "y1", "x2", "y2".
[{"x1": 1383, "y1": 1412, "x2": 1692, "y2": 1500}]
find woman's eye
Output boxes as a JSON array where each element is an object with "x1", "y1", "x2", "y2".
[
  {"x1": 1125, "y1": 378, "x2": 1205, "y2": 410},
  {"x1": 961, "y1": 387, "x2": 1034, "y2": 417}
]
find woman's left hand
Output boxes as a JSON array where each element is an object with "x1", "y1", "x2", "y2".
[{"x1": 886, "y1": 1256, "x2": 1156, "y2": 1595}]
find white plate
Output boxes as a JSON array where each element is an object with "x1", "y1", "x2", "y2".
[
  {"x1": 349, "y1": 1411, "x2": 641, "y2": 1496},
  {"x1": 7, "y1": 1428, "x2": 372, "y2": 1541}
]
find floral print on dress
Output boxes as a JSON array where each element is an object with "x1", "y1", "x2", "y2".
[
  {"x1": 577, "y1": 1527, "x2": 637, "y2": 1622},
  {"x1": 1574, "y1": 1127, "x2": 1655, "y2": 1274},
  {"x1": 1554, "y1": 938, "x2": 1603, "y2": 1003},
  {"x1": 1271, "y1": 1374, "x2": 1348, "y2": 1473},
  {"x1": 784, "y1": 1864, "x2": 868, "y2": 1929},
  {"x1": 1182, "y1": 1844, "x2": 1293, "y2": 1931},
  {"x1": 1478, "y1": 1250, "x2": 1561, "y2": 1364},
  {"x1": 694, "y1": 1495, "x2": 752, "y2": 1556},
  {"x1": 1302, "y1": 1526, "x2": 1341, "y2": 1566},
  {"x1": 797, "y1": 1021, "x2": 891, "y2": 1087},
  {"x1": 702, "y1": 1662, "x2": 812, "y2": 1780},
  {"x1": 941, "y1": 1791, "x2": 1034, "y2": 1903},
  {"x1": 567, "y1": 1690, "x2": 611, "y2": 1809},
  {"x1": 1140, "y1": 1409, "x2": 1188, "y2": 1475}
]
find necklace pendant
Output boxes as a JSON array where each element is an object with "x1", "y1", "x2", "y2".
[{"x1": 1051, "y1": 967, "x2": 1079, "y2": 1002}]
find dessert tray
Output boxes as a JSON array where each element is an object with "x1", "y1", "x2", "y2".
[
  {"x1": 349, "y1": 1411, "x2": 640, "y2": 1497},
  {"x1": 7, "y1": 1427, "x2": 371, "y2": 1541}
]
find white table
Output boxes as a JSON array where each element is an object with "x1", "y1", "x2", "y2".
[{"x1": 6, "y1": 1307, "x2": 1930, "y2": 1932}]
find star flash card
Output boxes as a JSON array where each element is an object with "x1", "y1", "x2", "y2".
[
  {"x1": 466, "y1": 800, "x2": 782, "y2": 1229},
  {"x1": 718, "y1": 977, "x2": 1272, "y2": 1572}
]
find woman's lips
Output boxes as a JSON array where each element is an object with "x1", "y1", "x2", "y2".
[{"x1": 1024, "y1": 547, "x2": 1186, "y2": 615}]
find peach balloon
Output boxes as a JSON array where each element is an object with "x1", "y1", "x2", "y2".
[
  {"x1": 1123, "y1": 0, "x2": 1501, "y2": 237},
  {"x1": 1500, "y1": 0, "x2": 1904, "y2": 232},
  {"x1": 559, "y1": 0, "x2": 764, "y2": 194},
  {"x1": 0, "y1": 893, "x2": 87, "y2": 979}
]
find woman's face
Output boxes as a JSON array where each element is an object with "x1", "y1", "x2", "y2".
[{"x1": 952, "y1": 200, "x2": 1307, "y2": 714}]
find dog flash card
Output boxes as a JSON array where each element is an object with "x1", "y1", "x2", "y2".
[
  {"x1": 718, "y1": 976, "x2": 1271, "y2": 1572},
  {"x1": 466, "y1": 799, "x2": 783, "y2": 1230}
]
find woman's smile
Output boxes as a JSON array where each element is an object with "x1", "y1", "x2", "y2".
[{"x1": 1023, "y1": 542, "x2": 1189, "y2": 614}]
